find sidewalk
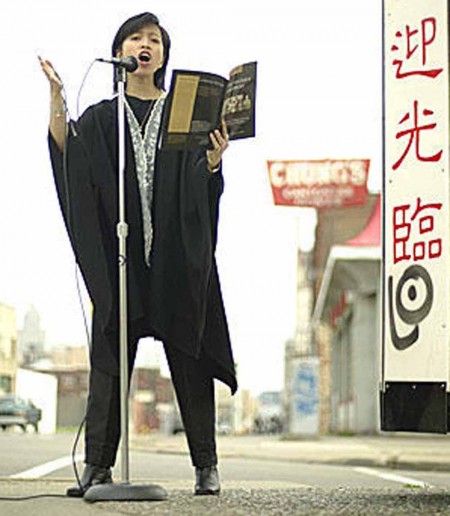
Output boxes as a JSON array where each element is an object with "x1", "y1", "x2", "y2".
[{"x1": 131, "y1": 431, "x2": 450, "y2": 472}]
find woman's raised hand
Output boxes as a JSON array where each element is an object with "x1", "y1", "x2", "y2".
[
  {"x1": 39, "y1": 56, "x2": 67, "y2": 151},
  {"x1": 38, "y1": 56, "x2": 63, "y2": 93}
]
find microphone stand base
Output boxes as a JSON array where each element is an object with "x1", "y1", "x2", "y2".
[{"x1": 83, "y1": 482, "x2": 168, "y2": 503}]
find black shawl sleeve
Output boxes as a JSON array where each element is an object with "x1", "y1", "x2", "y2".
[{"x1": 48, "y1": 106, "x2": 114, "y2": 337}]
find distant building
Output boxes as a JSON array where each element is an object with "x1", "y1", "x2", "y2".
[
  {"x1": 130, "y1": 366, "x2": 175, "y2": 433},
  {"x1": 312, "y1": 194, "x2": 381, "y2": 434},
  {"x1": 216, "y1": 382, "x2": 235, "y2": 431},
  {"x1": 17, "y1": 305, "x2": 46, "y2": 366},
  {"x1": 31, "y1": 344, "x2": 176, "y2": 432},
  {"x1": 30, "y1": 344, "x2": 90, "y2": 428},
  {"x1": 234, "y1": 388, "x2": 258, "y2": 434},
  {"x1": 215, "y1": 383, "x2": 257, "y2": 434},
  {"x1": 0, "y1": 302, "x2": 17, "y2": 394}
]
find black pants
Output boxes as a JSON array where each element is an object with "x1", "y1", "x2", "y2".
[{"x1": 84, "y1": 342, "x2": 217, "y2": 469}]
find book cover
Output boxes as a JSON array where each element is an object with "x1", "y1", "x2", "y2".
[{"x1": 161, "y1": 61, "x2": 257, "y2": 150}]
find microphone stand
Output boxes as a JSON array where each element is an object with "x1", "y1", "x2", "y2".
[{"x1": 84, "y1": 63, "x2": 167, "y2": 504}]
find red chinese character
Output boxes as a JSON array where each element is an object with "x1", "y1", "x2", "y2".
[
  {"x1": 392, "y1": 100, "x2": 443, "y2": 171},
  {"x1": 411, "y1": 197, "x2": 442, "y2": 260},
  {"x1": 391, "y1": 17, "x2": 443, "y2": 79},
  {"x1": 392, "y1": 198, "x2": 442, "y2": 264},
  {"x1": 393, "y1": 204, "x2": 412, "y2": 263}
]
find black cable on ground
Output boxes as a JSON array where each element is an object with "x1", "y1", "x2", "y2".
[{"x1": 0, "y1": 494, "x2": 68, "y2": 501}]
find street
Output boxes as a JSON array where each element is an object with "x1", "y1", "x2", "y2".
[
  {"x1": 0, "y1": 431, "x2": 441, "y2": 487},
  {"x1": 2, "y1": 431, "x2": 450, "y2": 514}
]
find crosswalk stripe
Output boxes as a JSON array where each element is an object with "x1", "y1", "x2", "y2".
[
  {"x1": 354, "y1": 466, "x2": 429, "y2": 488},
  {"x1": 10, "y1": 454, "x2": 84, "y2": 479}
]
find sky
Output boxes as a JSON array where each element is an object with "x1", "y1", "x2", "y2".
[{"x1": 0, "y1": 0, "x2": 382, "y2": 395}]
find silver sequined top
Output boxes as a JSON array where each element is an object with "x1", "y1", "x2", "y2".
[{"x1": 125, "y1": 95, "x2": 166, "y2": 267}]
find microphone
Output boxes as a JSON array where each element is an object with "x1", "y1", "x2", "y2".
[{"x1": 96, "y1": 56, "x2": 138, "y2": 72}]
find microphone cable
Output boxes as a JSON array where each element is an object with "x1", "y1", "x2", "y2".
[
  {"x1": 61, "y1": 60, "x2": 97, "y2": 496},
  {"x1": 0, "y1": 61, "x2": 97, "y2": 502}
]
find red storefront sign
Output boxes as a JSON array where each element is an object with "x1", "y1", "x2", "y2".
[{"x1": 267, "y1": 159, "x2": 369, "y2": 208}]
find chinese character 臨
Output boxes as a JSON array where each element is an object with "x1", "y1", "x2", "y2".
[{"x1": 393, "y1": 197, "x2": 442, "y2": 264}]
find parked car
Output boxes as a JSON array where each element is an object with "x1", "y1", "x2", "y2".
[
  {"x1": 217, "y1": 422, "x2": 232, "y2": 435},
  {"x1": 0, "y1": 395, "x2": 42, "y2": 432}
]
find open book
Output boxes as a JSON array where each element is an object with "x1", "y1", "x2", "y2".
[{"x1": 161, "y1": 61, "x2": 257, "y2": 150}]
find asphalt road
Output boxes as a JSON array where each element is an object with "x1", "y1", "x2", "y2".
[
  {"x1": 0, "y1": 430, "x2": 434, "y2": 488},
  {"x1": 3, "y1": 430, "x2": 450, "y2": 514}
]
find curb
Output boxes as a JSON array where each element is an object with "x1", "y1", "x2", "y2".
[{"x1": 129, "y1": 443, "x2": 450, "y2": 473}]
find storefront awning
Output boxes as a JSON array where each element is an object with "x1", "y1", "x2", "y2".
[{"x1": 312, "y1": 195, "x2": 381, "y2": 327}]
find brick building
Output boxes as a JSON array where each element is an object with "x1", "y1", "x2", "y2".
[{"x1": 130, "y1": 367, "x2": 175, "y2": 433}]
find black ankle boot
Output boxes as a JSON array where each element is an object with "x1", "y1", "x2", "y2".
[
  {"x1": 194, "y1": 465, "x2": 220, "y2": 496},
  {"x1": 66, "y1": 463, "x2": 112, "y2": 497}
]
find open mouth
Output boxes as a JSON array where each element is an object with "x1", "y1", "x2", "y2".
[{"x1": 138, "y1": 53, "x2": 151, "y2": 63}]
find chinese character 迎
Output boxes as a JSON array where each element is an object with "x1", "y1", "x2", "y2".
[{"x1": 391, "y1": 17, "x2": 443, "y2": 79}]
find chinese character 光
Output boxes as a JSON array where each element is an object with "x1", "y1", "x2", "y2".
[{"x1": 392, "y1": 100, "x2": 442, "y2": 171}]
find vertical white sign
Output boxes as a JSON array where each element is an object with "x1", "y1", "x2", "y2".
[{"x1": 383, "y1": 0, "x2": 450, "y2": 382}]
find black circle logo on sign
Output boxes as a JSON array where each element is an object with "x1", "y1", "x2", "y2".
[{"x1": 388, "y1": 264, "x2": 433, "y2": 351}]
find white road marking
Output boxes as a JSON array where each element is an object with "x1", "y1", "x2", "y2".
[
  {"x1": 10, "y1": 454, "x2": 84, "y2": 479},
  {"x1": 354, "y1": 466, "x2": 429, "y2": 488}
]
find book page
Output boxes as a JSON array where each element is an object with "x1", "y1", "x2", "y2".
[{"x1": 167, "y1": 74, "x2": 200, "y2": 133}]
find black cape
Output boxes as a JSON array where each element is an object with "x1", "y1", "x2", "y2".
[{"x1": 49, "y1": 97, "x2": 237, "y2": 393}]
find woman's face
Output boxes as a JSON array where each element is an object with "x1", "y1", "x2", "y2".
[{"x1": 117, "y1": 23, "x2": 164, "y2": 81}]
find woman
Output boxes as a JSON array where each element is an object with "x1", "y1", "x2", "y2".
[{"x1": 40, "y1": 12, "x2": 236, "y2": 497}]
